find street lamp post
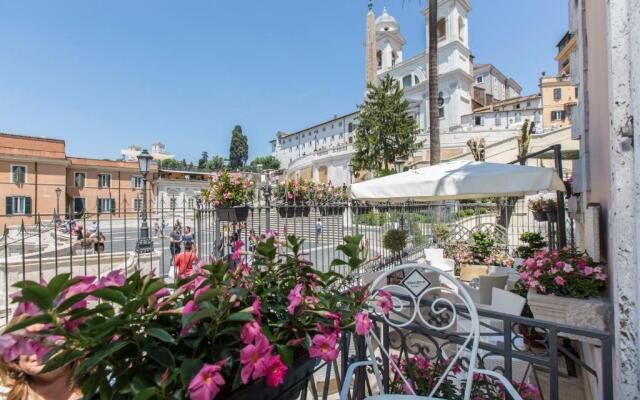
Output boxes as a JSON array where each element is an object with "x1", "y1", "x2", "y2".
[
  {"x1": 55, "y1": 187, "x2": 62, "y2": 223},
  {"x1": 136, "y1": 149, "x2": 154, "y2": 254}
]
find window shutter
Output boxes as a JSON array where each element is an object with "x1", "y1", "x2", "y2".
[
  {"x1": 6, "y1": 197, "x2": 13, "y2": 215},
  {"x1": 97, "y1": 199, "x2": 102, "y2": 213},
  {"x1": 110, "y1": 199, "x2": 116, "y2": 213},
  {"x1": 25, "y1": 197, "x2": 32, "y2": 215}
]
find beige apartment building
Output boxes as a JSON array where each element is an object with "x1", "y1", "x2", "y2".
[
  {"x1": 0, "y1": 132, "x2": 156, "y2": 226},
  {"x1": 540, "y1": 75, "x2": 577, "y2": 129}
]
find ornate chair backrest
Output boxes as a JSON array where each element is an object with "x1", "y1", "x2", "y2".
[{"x1": 364, "y1": 263, "x2": 481, "y2": 399}]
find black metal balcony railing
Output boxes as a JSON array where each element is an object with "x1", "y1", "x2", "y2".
[{"x1": 0, "y1": 201, "x2": 606, "y2": 399}]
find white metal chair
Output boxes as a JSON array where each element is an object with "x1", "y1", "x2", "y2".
[{"x1": 339, "y1": 263, "x2": 523, "y2": 400}]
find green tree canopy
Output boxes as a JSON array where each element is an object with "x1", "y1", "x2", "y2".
[
  {"x1": 247, "y1": 155, "x2": 280, "y2": 172},
  {"x1": 352, "y1": 74, "x2": 422, "y2": 176},
  {"x1": 159, "y1": 158, "x2": 184, "y2": 170},
  {"x1": 198, "y1": 151, "x2": 209, "y2": 169},
  {"x1": 208, "y1": 156, "x2": 225, "y2": 171},
  {"x1": 229, "y1": 125, "x2": 249, "y2": 170}
]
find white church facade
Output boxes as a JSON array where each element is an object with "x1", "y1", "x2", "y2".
[{"x1": 271, "y1": 0, "x2": 522, "y2": 186}]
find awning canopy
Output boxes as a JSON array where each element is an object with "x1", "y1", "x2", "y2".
[{"x1": 351, "y1": 160, "x2": 565, "y2": 202}]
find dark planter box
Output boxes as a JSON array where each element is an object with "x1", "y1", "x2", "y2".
[
  {"x1": 318, "y1": 205, "x2": 345, "y2": 216},
  {"x1": 532, "y1": 210, "x2": 548, "y2": 222},
  {"x1": 277, "y1": 206, "x2": 310, "y2": 218},
  {"x1": 227, "y1": 355, "x2": 319, "y2": 400},
  {"x1": 216, "y1": 206, "x2": 250, "y2": 222}
]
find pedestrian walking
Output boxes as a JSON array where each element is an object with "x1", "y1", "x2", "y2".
[
  {"x1": 315, "y1": 218, "x2": 323, "y2": 240},
  {"x1": 169, "y1": 226, "x2": 182, "y2": 265}
]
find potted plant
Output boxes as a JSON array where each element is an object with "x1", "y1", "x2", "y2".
[
  {"x1": 383, "y1": 229, "x2": 407, "y2": 263},
  {"x1": 273, "y1": 179, "x2": 314, "y2": 218},
  {"x1": 456, "y1": 231, "x2": 495, "y2": 282},
  {"x1": 388, "y1": 354, "x2": 541, "y2": 399},
  {"x1": 315, "y1": 183, "x2": 348, "y2": 216},
  {"x1": 203, "y1": 171, "x2": 255, "y2": 222},
  {"x1": 516, "y1": 232, "x2": 547, "y2": 259},
  {"x1": 527, "y1": 197, "x2": 556, "y2": 222},
  {"x1": 0, "y1": 234, "x2": 371, "y2": 399},
  {"x1": 518, "y1": 247, "x2": 611, "y2": 341}
]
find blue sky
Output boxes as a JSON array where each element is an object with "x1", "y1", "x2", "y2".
[{"x1": 0, "y1": 1, "x2": 568, "y2": 162}]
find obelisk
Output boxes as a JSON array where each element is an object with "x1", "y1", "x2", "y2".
[{"x1": 365, "y1": 0, "x2": 377, "y2": 86}]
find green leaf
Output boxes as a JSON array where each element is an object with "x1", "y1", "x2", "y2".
[
  {"x1": 74, "y1": 340, "x2": 129, "y2": 379},
  {"x1": 180, "y1": 359, "x2": 203, "y2": 387},
  {"x1": 12, "y1": 280, "x2": 41, "y2": 290},
  {"x1": 142, "y1": 280, "x2": 166, "y2": 298},
  {"x1": 146, "y1": 346, "x2": 175, "y2": 368},
  {"x1": 2, "y1": 314, "x2": 52, "y2": 334},
  {"x1": 92, "y1": 288, "x2": 127, "y2": 306},
  {"x1": 276, "y1": 345, "x2": 294, "y2": 366},
  {"x1": 133, "y1": 387, "x2": 156, "y2": 400},
  {"x1": 183, "y1": 307, "x2": 217, "y2": 325},
  {"x1": 56, "y1": 293, "x2": 91, "y2": 312},
  {"x1": 20, "y1": 285, "x2": 54, "y2": 310},
  {"x1": 46, "y1": 273, "x2": 71, "y2": 294},
  {"x1": 41, "y1": 349, "x2": 85, "y2": 374},
  {"x1": 228, "y1": 308, "x2": 254, "y2": 322},
  {"x1": 146, "y1": 327, "x2": 175, "y2": 344}
]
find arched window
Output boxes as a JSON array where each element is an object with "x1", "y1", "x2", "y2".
[
  {"x1": 414, "y1": 75, "x2": 421, "y2": 85},
  {"x1": 402, "y1": 75, "x2": 413, "y2": 88},
  {"x1": 391, "y1": 50, "x2": 398, "y2": 67},
  {"x1": 376, "y1": 50, "x2": 382, "y2": 68}
]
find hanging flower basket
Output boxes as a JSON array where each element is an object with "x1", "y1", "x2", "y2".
[
  {"x1": 216, "y1": 206, "x2": 250, "y2": 222},
  {"x1": 227, "y1": 355, "x2": 319, "y2": 400},
  {"x1": 318, "y1": 205, "x2": 346, "y2": 216},
  {"x1": 277, "y1": 205, "x2": 311, "y2": 218},
  {"x1": 532, "y1": 210, "x2": 548, "y2": 222}
]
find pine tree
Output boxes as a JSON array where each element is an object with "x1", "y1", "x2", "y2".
[
  {"x1": 229, "y1": 125, "x2": 249, "y2": 170},
  {"x1": 352, "y1": 74, "x2": 422, "y2": 175},
  {"x1": 198, "y1": 151, "x2": 209, "y2": 170}
]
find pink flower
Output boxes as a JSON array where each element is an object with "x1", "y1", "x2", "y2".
[
  {"x1": 287, "y1": 283, "x2": 303, "y2": 315},
  {"x1": 549, "y1": 267, "x2": 558, "y2": 274},
  {"x1": 188, "y1": 360, "x2": 226, "y2": 400},
  {"x1": 583, "y1": 266, "x2": 594, "y2": 276},
  {"x1": 309, "y1": 333, "x2": 339, "y2": 361},
  {"x1": 240, "y1": 335, "x2": 272, "y2": 383},
  {"x1": 241, "y1": 321, "x2": 263, "y2": 345},
  {"x1": 596, "y1": 273, "x2": 607, "y2": 281},
  {"x1": 97, "y1": 269, "x2": 125, "y2": 288},
  {"x1": 232, "y1": 240, "x2": 245, "y2": 261},
  {"x1": 376, "y1": 290, "x2": 394, "y2": 314},
  {"x1": 519, "y1": 272, "x2": 529, "y2": 281},
  {"x1": 413, "y1": 354, "x2": 430, "y2": 370},
  {"x1": 532, "y1": 270, "x2": 542, "y2": 278},
  {"x1": 236, "y1": 261, "x2": 251, "y2": 276},
  {"x1": 14, "y1": 301, "x2": 40, "y2": 317},
  {"x1": 251, "y1": 297, "x2": 262, "y2": 320},
  {"x1": 528, "y1": 279, "x2": 540, "y2": 289},
  {"x1": 563, "y1": 264, "x2": 574, "y2": 273},
  {"x1": 554, "y1": 276, "x2": 566, "y2": 286},
  {"x1": 181, "y1": 300, "x2": 200, "y2": 336},
  {"x1": 355, "y1": 312, "x2": 373, "y2": 336},
  {"x1": 260, "y1": 354, "x2": 288, "y2": 387}
]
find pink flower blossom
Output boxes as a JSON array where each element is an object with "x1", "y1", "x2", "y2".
[
  {"x1": 287, "y1": 283, "x2": 303, "y2": 315},
  {"x1": 188, "y1": 360, "x2": 226, "y2": 400},
  {"x1": 519, "y1": 272, "x2": 529, "y2": 281},
  {"x1": 527, "y1": 279, "x2": 540, "y2": 289},
  {"x1": 532, "y1": 270, "x2": 542, "y2": 278},
  {"x1": 97, "y1": 269, "x2": 125, "y2": 288},
  {"x1": 232, "y1": 240, "x2": 245, "y2": 261},
  {"x1": 309, "y1": 333, "x2": 339, "y2": 361},
  {"x1": 239, "y1": 335, "x2": 272, "y2": 384},
  {"x1": 563, "y1": 264, "x2": 574, "y2": 273},
  {"x1": 376, "y1": 290, "x2": 394, "y2": 314},
  {"x1": 583, "y1": 266, "x2": 594, "y2": 276},
  {"x1": 355, "y1": 312, "x2": 373, "y2": 336},
  {"x1": 596, "y1": 273, "x2": 607, "y2": 281},
  {"x1": 251, "y1": 297, "x2": 262, "y2": 320},
  {"x1": 181, "y1": 300, "x2": 200, "y2": 336},
  {"x1": 261, "y1": 354, "x2": 288, "y2": 387},
  {"x1": 14, "y1": 301, "x2": 40, "y2": 317},
  {"x1": 413, "y1": 354, "x2": 430, "y2": 370},
  {"x1": 554, "y1": 276, "x2": 566, "y2": 286},
  {"x1": 241, "y1": 321, "x2": 263, "y2": 345},
  {"x1": 549, "y1": 267, "x2": 558, "y2": 274}
]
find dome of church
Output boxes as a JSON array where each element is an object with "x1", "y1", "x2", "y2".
[{"x1": 375, "y1": 7, "x2": 399, "y2": 32}]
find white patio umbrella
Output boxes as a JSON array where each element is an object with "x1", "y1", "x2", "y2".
[{"x1": 351, "y1": 160, "x2": 565, "y2": 202}]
